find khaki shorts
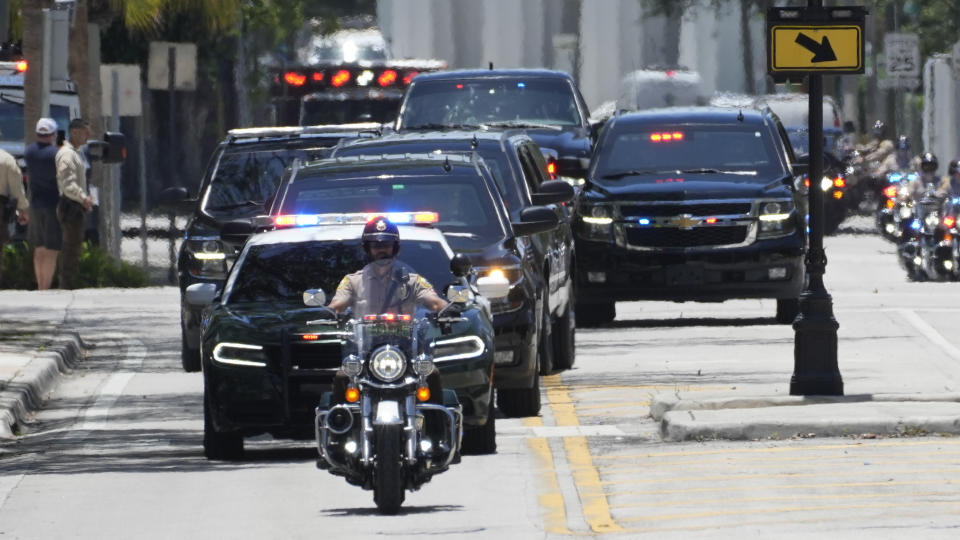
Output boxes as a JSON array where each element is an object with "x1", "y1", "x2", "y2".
[{"x1": 28, "y1": 206, "x2": 62, "y2": 250}]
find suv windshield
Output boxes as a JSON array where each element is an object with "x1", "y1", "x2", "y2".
[
  {"x1": 203, "y1": 145, "x2": 332, "y2": 216},
  {"x1": 277, "y1": 171, "x2": 506, "y2": 248},
  {"x1": 226, "y1": 239, "x2": 452, "y2": 304},
  {"x1": 595, "y1": 124, "x2": 786, "y2": 180},
  {"x1": 401, "y1": 78, "x2": 580, "y2": 129},
  {"x1": 301, "y1": 97, "x2": 401, "y2": 125}
]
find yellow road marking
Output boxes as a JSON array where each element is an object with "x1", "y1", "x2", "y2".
[
  {"x1": 596, "y1": 466, "x2": 960, "y2": 487},
  {"x1": 575, "y1": 401, "x2": 651, "y2": 410},
  {"x1": 592, "y1": 438, "x2": 960, "y2": 461},
  {"x1": 526, "y1": 437, "x2": 570, "y2": 535}
]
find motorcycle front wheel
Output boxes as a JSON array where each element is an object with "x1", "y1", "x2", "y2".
[{"x1": 373, "y1": 424, "x2": 405, "y2": 514}]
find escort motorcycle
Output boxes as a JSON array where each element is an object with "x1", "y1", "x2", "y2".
[
  {"x1": 898, "y1": 186, "x2": 959, "y2": 281},
  {"x1": 876, "y1": 171, "x2": 914, "y2": 243},
  {"x1": 313, "y1": 271, "x2": 509, "y2": 514}
]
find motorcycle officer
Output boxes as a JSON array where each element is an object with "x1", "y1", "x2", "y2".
[
  {"x1": 936, "y1": 159, "x2": 960, "y2": 199},
  {"x1": 906, "y1": 152, "x2": 941, "y2": 202},
  {"x1": 879, "y1": 135, "x2": 914, "y2": 177},
  {"x1": 328, "y1": 216, "x2": 451, "y2": 407},
  {"x1": 859, "y1": 120, "x2": 895, "y2": 165}
]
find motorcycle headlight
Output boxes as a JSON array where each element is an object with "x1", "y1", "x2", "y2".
[
  {"x1": 369, "y1": 346, "x2": 406, "y2": 382},
  {"x1": 820, "y1": 177, "x2": 833, "y2": 192},
  {"x1": 899, "y1": 205, "x2": 914, "y2": 219},
  {"x1": 925, "y1": 213, "x2": 941, "y2": 229},
  {"x1": 341, "y1": 354, "x2": 362, "y2": 377},
  {"x1": 413, "y1": 353, "x2": 434, "y2": 376},
  {"x1": 185, "y1": 238, "x2": 228, "y2": 279}
]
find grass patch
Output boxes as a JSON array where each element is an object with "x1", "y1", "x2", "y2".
[{"x1": 1, "y1": 240, "x2": 148, "y2": 289}]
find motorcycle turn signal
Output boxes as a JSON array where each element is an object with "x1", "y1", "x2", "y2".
[
  {"x1": 345, "y1": 387, "x2": 360, "y2": 403},
  {"x1": 416, "y1": 386, "x2": 430, "y2": 402}
]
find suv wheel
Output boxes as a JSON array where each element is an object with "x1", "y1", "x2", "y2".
[
  {"x1": 775, "y1": 298, "x2": 800, "y2": 324},
  {"x1": 496, "y1": 369, "x2": 541, "y2": 417},
  {"x1": 181, "y1": 325, "x2": 201, "y2": 372},
  {"x1": 578, "y1": 301, "x2": 615, "y2": 327},
  {"x1": 538, "y1": 294, "x2": 554, "y2": 376},
  {"x1": 552, "y1": 284, "x2": 575, "y2": 370}
]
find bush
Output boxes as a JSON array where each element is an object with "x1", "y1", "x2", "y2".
[{"x1": 1, "y1": 240, "x2": 149, "y2": 289}]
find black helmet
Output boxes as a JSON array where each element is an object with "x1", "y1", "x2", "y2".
[
  {"x1": 872, "y1": 120, "x2": 885, "y2": 138},
  {"x1": 362, "y1": 216, "x2": 400, "y2": 256},
  {"x1": 949, "y1": 159, "x2": 960, "y2": 176},
  {"x1": 896, "y1": 135, "x2": 910, "y2": 151},
  {"x1": 920, "y1": 152, "x2": 939, "y2": 173}
]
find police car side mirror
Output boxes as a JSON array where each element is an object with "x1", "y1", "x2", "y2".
[
  {"x1": 303, "y1": 289, "x2": 327, "y2": 307},
  {"x1": 531, "y1": 180, "x2": 575, "y2": 206},
  {"x1": 450, "y1": 253, "x2": 472, "y2": 277},
  {"x1": 512, "y1": 206, "x2": 559, "y2": 236},
  {"x1": 185, "y1": 283, "x2": 219, "y2": 307}
]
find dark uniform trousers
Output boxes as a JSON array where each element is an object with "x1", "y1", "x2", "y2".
[{"x1": 56, "y1": 198, "x2": 86, "y2": 289}]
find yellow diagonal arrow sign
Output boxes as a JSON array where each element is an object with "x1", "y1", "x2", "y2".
[{"x1": 771, "y1": 25, "x2": 862, "y2": 72}]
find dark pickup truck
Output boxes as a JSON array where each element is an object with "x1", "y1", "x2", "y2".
[{"x1": 574, "y1": 107, "x2": 807, "y2": 325}]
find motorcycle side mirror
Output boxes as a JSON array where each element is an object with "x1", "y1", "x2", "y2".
[
  {"x1": 185, "y1": 282, "x2": 219, "y2": 307},
  {"x1": 449, "y1": 253, "x2": 472, "y2": 277},
  {"x1": 446, "y1": 284, "x2": 472, "y2": 304},
  {"x1": 303, "y1": 289, "x2": 327, "y2": 307},
  {"x1": 476, "y1": 273, "x2": 510, "y2": 300}
]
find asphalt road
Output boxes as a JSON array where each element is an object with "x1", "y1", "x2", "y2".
[{"x1": 2, "y1": 216, "x2": 960, "y2": 538}]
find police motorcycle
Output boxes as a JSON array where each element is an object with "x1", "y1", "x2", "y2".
[
  {"x1": 876, "y1": 170, "x2": 916, "y2": 242},
  {"x1": 897, "y1": 184, "x2": 958, "y2": 281},
  {"x1": 311, "y1": 263, "x2": 509, "y2": 514}
]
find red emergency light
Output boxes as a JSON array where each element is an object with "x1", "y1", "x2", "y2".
[
  {"x1": 403, "y1": 71, "x2": 419, "y2": 85},
  {"x1": 284, "y1": 71, "x2": 306, "y2": 87},
  {"x1": 15, "y1": 60, "x2": 27, "y2": 72},
  {"x1": 331, "y1": 69, "x2": 351, "y2": 87},
  {"x1": 312, "y1": 71, "x2": 324, "y2": 82},
  {"x1": 378, "y1": 69, "x2": 397, "y2": 87},
  {"x1": 650, "y1": 132, "x2": 683, "y2": 142}
]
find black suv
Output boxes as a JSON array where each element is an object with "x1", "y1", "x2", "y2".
[
  {"x1": 574, "y1": 107, "x2": 806, "y2": 325},
  {"x1": 395, "y1": 69, "x2": 595, "y2": 179},
  {"x1": 330, "y1": 129, "x2": 577, "y2": 374},
  {"x1": 266, "y1": 153, "x2": 559, "y2": 417},
  {"x1": 161, "y1": 124, "x2": 380, "y2": 372}
]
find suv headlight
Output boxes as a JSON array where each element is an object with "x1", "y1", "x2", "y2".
[
  {"x1": 185, "y1": 238, "x2": 228, "y2": 279},
  {"x1": 758, "y1": 201, "x2": 796, "y2": 238},
  {"x1": 370, "y1": 346, "x2": 406, "y2": 382},
  {"x1": 579, "y1": 205, "x2": 614, "y2": 240}
]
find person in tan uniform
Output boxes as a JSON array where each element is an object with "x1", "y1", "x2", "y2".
[
  {"x1": 0, "y1": 147, "x2": 29, "y2": 286},
  {"x1": 55, "y1": 118, "x2": 94, "y2": 289}
]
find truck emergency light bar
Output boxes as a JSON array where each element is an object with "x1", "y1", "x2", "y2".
[
  {"x1": 271, "y1": 60, "x2": 446, "y2": 97},
  {"x1": 273, "y1": 211, "x2": 439, "y2": 228}
]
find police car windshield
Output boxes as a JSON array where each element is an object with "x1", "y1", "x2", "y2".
[
  {"x1": 225, "y1": 239, "x2": 452, "y2": 304},
  {"x1": 277, "y1": 172, "x2": 506, "y2": 248},
  {"x1": 400, "y1": 78, "x2": 580, "y2": 129},
  {"x1": 204, "y1": 145, "x2": 332, "y2": 215},
  {"x1": 595, "y1": 124, "x2": 786, "y2": 181}
]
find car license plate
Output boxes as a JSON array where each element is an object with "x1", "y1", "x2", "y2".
[
  {"x1": 667, "y1": 265, "x2": 704, "y2": 286},
  {"x1": 374, "y1": 400, "x2": 402, "y2": 425}
]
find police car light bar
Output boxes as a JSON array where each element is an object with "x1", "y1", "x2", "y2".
[{"x1": 273, "y1": 211, "x2": 439, "y2": 228}]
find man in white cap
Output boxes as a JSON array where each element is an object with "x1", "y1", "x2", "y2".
[
  {"x1": 24, "y1": 117, "x2": 61, "y2": 290},
  {"x1": 55, "y1": 118, "x2": 93, "y2": 289}
]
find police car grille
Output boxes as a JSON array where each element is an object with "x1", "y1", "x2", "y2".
[
  {"x1": 626, "y1": 226, "x2": 748, "y2": 248},
  {"x1": 288, "y1": 342, "x2": 342, "y2": 371},
  {"x1": 621, "y1": 203, "x2": 752, "y2": 217}
]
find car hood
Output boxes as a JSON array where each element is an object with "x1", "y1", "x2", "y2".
[
  {"x1": 584, "y1": 173, "x2": 793, "y2": 201},
  {"x1": 525, "y1": 127, "x2": 592, "y2": 158}
]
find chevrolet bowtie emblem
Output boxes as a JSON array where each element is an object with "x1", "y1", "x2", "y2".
[{"x1": 674, "y1": 214, "x2": 699, "y2": 229}]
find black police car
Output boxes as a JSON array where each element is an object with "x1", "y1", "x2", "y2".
[
  {"x1": 161, "y1": 124, "x2": 381, "y2": 372},
  {"x1": 395, "y1": 69, "x2": 595, "y2": 180},
  {"x1": 330, "y1": 129, "x2": 577, "y2": 372},
  {"x1": 574, "y1": 107, "x2": 806, "y2": 325},
  {"x1": 188, "y1": 224, "x2": 500, "y2": 459},
  {"x1": 267, "y1": 153, "x2": 559, "y2": 417}
]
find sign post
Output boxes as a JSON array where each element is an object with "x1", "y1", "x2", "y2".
[{"x1": 768, "y1": 3, "x2": 866, "y2": 396}]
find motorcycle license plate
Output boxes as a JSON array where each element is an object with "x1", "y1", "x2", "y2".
[{"x1": 374, "y1": 400, "x2": 402, "y2": 425}]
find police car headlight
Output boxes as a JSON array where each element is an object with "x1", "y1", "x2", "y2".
[
  {"x1": 369, "y1": 346, "x2": 406, "y2": 382},
  {"x1": 185, "y1": 238, "x2": 228, "y2": 279},
  {"x1": 341, "y1": 354, "x2": 362, "y2": 377}
]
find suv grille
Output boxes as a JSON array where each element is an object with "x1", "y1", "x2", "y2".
[
  {"x1": 626, "y1": 226, "x2": 748, "y2": 247},
  {"x1": 621, "y1": 203, "x2": 752, "y2": 217}
]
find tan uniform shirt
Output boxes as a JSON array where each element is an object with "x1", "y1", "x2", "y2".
[
  {"x1": 332, "y1": 261, "x2": 437, "y2": 318},
  {"x1": 0, "y1": 148, "x2": 27, "y2": 211},
  {"x1": 55, "y1": 141, "x2": 88, "y2": 204}
]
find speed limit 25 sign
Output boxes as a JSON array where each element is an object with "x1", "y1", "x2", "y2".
[{"x1": 884, "y1": 33, "x2": 919, "y2": 79}]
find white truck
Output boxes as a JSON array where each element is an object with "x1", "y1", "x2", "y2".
[{"x1": 0, "y1": 60, "x2": 81, "y2": 163}]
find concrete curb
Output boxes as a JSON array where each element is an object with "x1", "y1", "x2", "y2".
[
  {"x1": 659, "y1": 400, "x2": 960, "y2": 442},
  {"x1": 0, "y1": 332, "x2": 85, "y2": 438}
]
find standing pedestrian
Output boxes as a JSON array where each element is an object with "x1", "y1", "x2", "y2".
[
  {"x1": 0, "y1": 145, "x2": 29, "y2": 286},
  {"x1": 24, "y1": 118, "x2": 61, "y2": 290},
  {"x1": 55, "y1": 118, "x2": 93, "y2": 290}
]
